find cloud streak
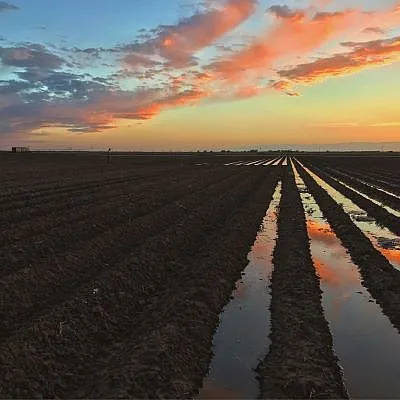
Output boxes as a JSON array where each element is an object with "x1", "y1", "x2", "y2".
[
  {"x1": 0, "y1": 44, "x2": 65, "y2": 69},
  {"x1": 206, "y1": 2, "x2": 400, "y2": 82},
  {"x1": 279, "y1": 36, "x2": 400, "y2": 84},
  {"x1": 1, "y1": 0, "x2": 400, "y2": 136},
  {"x1": 121, "y1": 0, "x2": 257, "y2": 68},
  {"x1": 0, "y1": 1, "x2": 18, "y2": 12}
]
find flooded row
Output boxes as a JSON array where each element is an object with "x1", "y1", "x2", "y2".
[
  {"x1": 292, "y1": 161, "x2": 400, "y2": 398},
  {"x1": 328, "y1": 168, "x2": 400, "y2": 203},
  {"x1": 199, "y1": 159, "x2": 399, "y2": 399},
  {"x1": 324, "y1": 172, "x2": 400, "y2": 218},
  {"x1": 295, "y1": 160, "x2": 400, "y2": 270},
  {"x1": 199, "y1": 182, "x2": 282, "y2": 399},
  {"x1": 223, "y1": 157, "x2": 285, "y2": 166}
]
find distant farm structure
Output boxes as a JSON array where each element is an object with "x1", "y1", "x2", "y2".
[{"x1": 11, "y1": 147, "x2": 30, "y2": 153}]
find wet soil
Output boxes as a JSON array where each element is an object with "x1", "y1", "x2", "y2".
[
  {"x1": 199, "y1": 182, "x2": 281, "y2": 399},
  {"x1": 295, "y1": 159, "x2": 400, "y2": 334},
  {"x1": 257, "y1": 167, "x2": 347, "y2": 399},
  {"x1": 0, "y1": 153, "x2": 281, "y2": 398},
  {"x1": 322, "y1": 167, "x2": 400, "y2": 211},
  {"x1": 301, "y1": 155, "x2": 400, "y2": 196},
  {"x1": 293, "y1": 165, "x2": 400, "y2": 398},
  {"x1": 304, "y1": 165, "x2": 400, "y2": 236}
]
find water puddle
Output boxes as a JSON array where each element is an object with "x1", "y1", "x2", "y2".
[
  {"x1": 295, "y1": 159, "x2": 400, "y2": 270},
  {"x1": 271, "y1": 157, "x2": 283, "y2": 166},
  {"x1": 198, "y1": 182, "x2": 281, "y2": 399},
  {"x1": 243, "y1": 159, "x2": 264, "y2": 166},
  {"x1": 224, "y1": 161, "x2": 244, "y2": 166},
  {"x1": 253, "y1": 159, "x2": 270, "y2": 166},
  {"x1": 292, "y1": 161, "x2": 400, "y2": 399},
  {"x1": 262, "y1": 159, "x2": 277, "y2": 166},
  {"x1": 232, "y1": 160, "x2": 262, "y2": 166}
]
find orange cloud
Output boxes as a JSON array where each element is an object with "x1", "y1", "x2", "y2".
[
  {"x1": 279, "y1": 36, "x2": 400, "y2": 84},
  {"x1": 133, "y1": 89, "x2": 208, "y2": 119},
  {"x1": 269, "y1": 80, "x2": 300, "y2": 96},
  {"x1": 207, "y1": 2, "x2": 400, "y2": 83},
  {"x1": 3, "y1": 2, "x2": 400, "y2": 136},
  {"x1": 123, "y1": 0, "x2": 257, "y2": 68},
  {"x1": 208, "y1": 8, "x2": 364, "y2": 81}
]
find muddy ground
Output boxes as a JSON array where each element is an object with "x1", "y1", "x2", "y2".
[
  {"x1": 302, "y1": 154, "x2": 400, "y2": 196},
  {"x1": 303, "y1": 164, "x2": 400, "y2": 236},
  {"x1": 295, "y1": 159, "x2": 400, "y2": 334},
  {"x1": 257, "y1": 167, "x2": 348, "y2": 399},
  {"x1": 319, "y1": 167, "x2": 400, "y2": 211},
  {"x1": 0, "y1": 152, "x2": 279, "y2": 398},
  {"x1": 0, "y1": 152, "x2": 398, "y2": 398}
]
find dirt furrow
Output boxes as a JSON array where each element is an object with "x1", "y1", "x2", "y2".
[
  {"x1": 0, "y1": 163, "x2": 168, "y2": 198},
  {"x1": 303, "y1": 165, "x2": 400, "y2": 236},
  {"x1": 295, "y1": 160, "x2": 400, "y2": 333},
  {"x1": 0, "y1": 165, "x2": 193, "y2": 222},
  {"x1": 335, "y1": 167, "x2": 400, "y2": 196},
  {"x1": 0, "y1": 169, "x2": 237, "y2": 274},
  {"x1": 68, "y1": 172, "x2": 281, "y2": 399},
  {"x1": 322, "y1": 167, "x2": 400, "y2": 211},
  {"x1": 0, "y1": 167, "x2": 221, "y2": 245},
  {"x1": 257, "y1": 166, "x2": 347, "y2": 399},
  {"x1": 0, "y1": 170, "x2": 274, "y2": 398},
  {"x1": 0, "y1": 169, "x2": 251, "y2": 338}
]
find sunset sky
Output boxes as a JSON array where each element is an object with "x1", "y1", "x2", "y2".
[{"x1": 0, "y1": 0, "x2": 399, "y2": 150}]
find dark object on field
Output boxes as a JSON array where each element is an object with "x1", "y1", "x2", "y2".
[
  {"x1": 11, "y1": 146, "x2": 30, "y2": 153},
  {"x1": 107, "y1": 148, "x2": 111, "y2": 163}
]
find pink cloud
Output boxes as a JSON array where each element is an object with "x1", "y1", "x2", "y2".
[
  {"x1": 279, "y1": 36, "x2": 400, "y2": 84},
  {"x1": 123, "y1": 0, "x2": 257, "y2": 68},
  {"x1": 206, "y1": 2, "x2": 400, "y2": 82}
]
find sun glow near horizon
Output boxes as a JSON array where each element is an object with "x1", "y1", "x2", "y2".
[{"x1": 0, "y1": 0, "x2": 399, "y2": 150}]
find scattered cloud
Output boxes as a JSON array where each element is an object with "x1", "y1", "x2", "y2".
[
  {"x1": 363, "y1": 27, "x2": 386, "y2": 35},
  {"x1": 309, "y1": 121, "x2": 400, "y2": 128},
  {"x1": 120, "y1": 0, "x2": 257, "y2": 68},
  {"x1": 207, "y1": 7, "x2": 363, "y2": 81},
  {"x1": 269, "y1": 80, "x2": 300, "y2": 96},
  {"x1": 1, "y1": 0, "x2": 399, "y2": 136},
  {"x1": 279, "y1": 36, "x2": 400, "y2": 84},
  {"x1": 0, "y1": 44, "x2": 65, "y2": 69},
  {"x1": 0, "y1": 1, "x2": 18, "y2": 12},
  {"x1": 268, "y1": 5, "x2": 305, "y2": 21}
]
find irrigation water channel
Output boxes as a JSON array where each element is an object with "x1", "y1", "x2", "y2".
[
  {"x1": 198, "y1": 182, "x2": 282, "y2": 399},
  {"x1": 319, "y1": 170, "x2": 400, "y2": 219},
  {"x1": 326, "y1": 168, "x2": 400, "y2": 206},
  {"x1": 292, "y1": 161, "x2": 400, "y2": 398},
  {"x1": 296, "y1": 160, "x2": 400, "y2": 270}
]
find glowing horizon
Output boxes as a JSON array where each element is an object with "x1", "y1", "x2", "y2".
[{"x1": 0, "y1": 0, "x2": 399, "y2": 150}]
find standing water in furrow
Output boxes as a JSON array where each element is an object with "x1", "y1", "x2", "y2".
[
  {"x1": 327, "y1": 174, "x2": 400, "y2": 218},
  {"x1": 271, "y1": 158, "x2": 282, "y2": 166},
  {"x1": 198, "y1": 182, "x2": 281, "y2": 399},
  {"x1": 292, "y1": 160, "x2": 400, "y2": 398},
  {"x1": 296, "y1": 160, "x2": 400, "y2": 270}
]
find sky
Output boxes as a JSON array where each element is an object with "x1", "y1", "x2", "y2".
[{"x1": 0, "y1": 0, "x2": 399, "y2": 150}]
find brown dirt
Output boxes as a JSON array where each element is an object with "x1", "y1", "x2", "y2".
[
  {"x1": 321, "y1": 167, "x2": 400, "y2": 211},
  {"x1": 0, "y1": 153, "x2": 280, "y2": 398},
  {"x1": 303, "y1": 164, "x2": 400, "y2": 236},
  {"x1": 295, "y1": 159, "x2": 400, "y2": 334},
  {"x1": 257, "y1": 167, "x2": 348, "y2": 399}
]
